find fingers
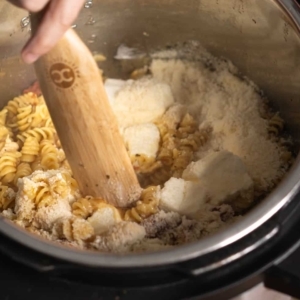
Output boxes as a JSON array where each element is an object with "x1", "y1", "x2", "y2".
[
  {"x1": 21, "y1": 0, "x2": 86, "y2": 64},
  {"x1": 8, "y1": 0, "x2": 49, "y2": 12}
]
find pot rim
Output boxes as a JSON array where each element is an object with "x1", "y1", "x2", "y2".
[{"x1": 0, "y1": 0, "x2": 299, "y2": 268}]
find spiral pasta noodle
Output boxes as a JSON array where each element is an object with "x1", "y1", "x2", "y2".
[
  {"x1": 0, "y1": 126, "x2": 12, "y2": 151},
  {"x1": 0, "y1": 185, "x2": 15, "y2": 210},
  {"x1": 29, "y1": 104, "x2": 52, "y2": 130},
  {"x1": 61, "y1": 171, "x2": 79, "y2": 194},
  {"x1": 72, "y1": 197, "x2": 114, "y2": 220},
  {"x1": 156, "y1": 148, "x2": 174, "y2": 166},
  {"x1": 0, "y1": 109, "x2": 7, "y2": 126},
  {"x1": 138, "y1": 113, "x2": 209, "y2": 186},
  {"x1": 40, "y1": 139, "x2": 59, "y2": 170},
  {"x1": 17, "y1": 127, "x2": 56, "y2": 144},
  {"x1": 31, "y1": 155, "x2": 42, "y2": 172},
  {"x1": 16, "y1": 105, "x2": 36, "y2": 133},
  {"x1": 72, "y1": 197, "x2": 95, "y2": 219},
  {"x1": 172, "y1": 149, "x2": 193, "y2": 178},
  {"x1": 33, "y1": 185, "x2": 52, "y2": 208},
  {"x1": 124, "y1": 186, "x2": 159, "y2": 222},
  {"x1": 52, "y1": 217, "x2": 94, "y2": 242},
  {"x1": 21, "y1": 136, "x2": 40, "y2": 163},
  {"x1": 268, "y1": 113, "x2": 284, "y2": 136},
  {"x1": 5, "y1": 93, "x2": 52, "y2": 139},
  {"x1": 143, "y1": 166, "x2": 171, "y2": 187},
  {"x1": 48, "y1": 175, "x2": 76, "y2": 202},
  {"x1": 14, "y1": 162, "x2": 32, "y2": 185},
  {"x1": 130, "y1": 154, "x2": 158, "y2": 174},
  {"x1": 0, "y1": 151, "x2": 22, "y2": 184},
  {"x1": 4, "y1": 93, "x2": 40, "y2": 127}
]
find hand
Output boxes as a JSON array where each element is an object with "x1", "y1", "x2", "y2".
[{"x1": 8, "y1": 0, "x2": 86, "y2": 64}]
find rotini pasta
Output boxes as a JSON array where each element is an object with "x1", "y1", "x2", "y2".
[
  {"x1": 268, "y1": 113, "x2": 284, "y2": 136},
  {"x1": 4, "y1": 93, "x2": 52, "y2": 140},
  {"x1": 143, "y1": 167, "x2": 171, "y2": 187},
  {"x1": 124, "y1": 186, "x2": 159, "y2": 222},
  {"x1": 0, "y1": 109, "x2": 7, "y2": 126},
  {"x1": 16, "y1": 105, "x2": 35, "y2": 133},
  {"x1": 0, "y1": 151, "x2": 22, "y2": 184},
  {"x1": 0, "y1": 185, "x2": 15, "y2": 210},
  {"x1": 72, "y1": 197, "x2": 116, "y2": 220},
  {"x1": 40, "y1": 139, "x2": 59, "y2": 170},
  {"x1": 21, "y1": 136, "x2": 39, "y2": 163},
  {"x1": 33, "y1": 184, "x2": 52, "y2": 208},
  {"x1": 137, "y1": 113, "x2": 209, "y2": 186},
  {"x1": 31, "y1": 155, "x2": 42, "y2": 172},
  {"x1": 14, "y1": 162, "x2": 32, "y2": 185},
  {"x1": 49, "y1": 175, "x2": 72, "y2": 200},
  {"x1": 130, "y1": 154, "x2": 158, "y2": 174},
  {"x1": 17, "y1": 127, "x2": 56, "y2": 144},
  {"x1": 4, "y1": 93, "x2": 40, "y2": 125},
  {"x1": 52, "y1": 217, "x2": 94, "y2": 242},
  {"x1": 72, "y1": 196, "x2": 96, "y2": 219},
  {"x1": 61, "y1": 171, "x2": 79, "y2": 194}
]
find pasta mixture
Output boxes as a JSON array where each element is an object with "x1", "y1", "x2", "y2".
[{"x1": 0, "y1": 42, "x2": 293, "y2": 253}]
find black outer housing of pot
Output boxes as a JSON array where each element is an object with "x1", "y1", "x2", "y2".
[{"x1": 0, "y1": 191, "x2": 300, "y2": 300}]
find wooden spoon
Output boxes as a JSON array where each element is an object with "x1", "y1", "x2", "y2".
[{"x1": 30, "y1": 14, "x2": 141, "y2": 207}]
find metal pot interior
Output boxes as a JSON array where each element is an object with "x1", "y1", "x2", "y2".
[{"x1": 0, "y1": 0, "x2": 300, "y2": 267}]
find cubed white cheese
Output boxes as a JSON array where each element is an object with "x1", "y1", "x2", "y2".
[
  {"x1": 91, "y1": 222, "x2": 146, "y2": 253},
  {"x1": 111, "y1": 78, "x2": 174, "y2": 128},
  {"x1": 182, "y1": 150, "x2": 253, "y2": 205},
  {"x1": 160, "y1": 177, "x2": 207, "y2": 217},
  {"x1": 88, "y1": 206, "x2": 122, "y2": 235},
  {"x1": 104, "y1": 79, "x2": 127, "y2": 107},
  {"x1": 123, "y1": 123, "x2": 160, "y2": 158}
]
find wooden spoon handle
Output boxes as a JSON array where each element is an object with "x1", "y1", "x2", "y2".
[{"x1": 30, "y1": 15, "x2": 141, "y2": 207}]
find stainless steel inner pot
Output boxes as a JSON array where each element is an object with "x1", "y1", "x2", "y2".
[{"x1": 0, "y1": 0, "x2": 300, "y2": 268}]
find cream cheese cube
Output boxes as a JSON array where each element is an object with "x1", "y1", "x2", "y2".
[
  {"x1": 160, "y1": 177, "x2": 207, "y2": 217},
  {"x1": 88, "y1": 206, "x2": 122, "y2": 235},
  {"x1": 104, "y1": 79, "x2": 127, "y2": 107},
  {"x1": 183, "y1": 150, "x2": 253, "y2": 205},
  {"x1": 123, "y1": 123, "x2": 160, "y2": 158},
  {"x1": 112, "y1": 78, "x2": 174, "y2": 128}
]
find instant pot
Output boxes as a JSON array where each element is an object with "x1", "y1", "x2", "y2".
[{"x1": 1, "y1": 0, "x2": 300, "y2": 299}]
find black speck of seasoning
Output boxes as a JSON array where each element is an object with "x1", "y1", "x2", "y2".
[
  {"x1": 85, "y1": 184, "x2": 88, "y2": 187},
  {"x1": 106, "y1": 175, "x2": 110, "y2": 179},
  {"x1": 252, "y1": 19, "x2": 257, "y2": 24},
  {"x1": 79, "y1": 163, "x2": 84, "y2": 167},
  {"x1": 0, "y1": 188, "x2": 2, "y2": 192},
  {"x1": 135, "y1": 154, "x2": 140, "y2": 157},
  {"x1": 96, "y1": 184, "x2": 99, "y2": 187}
]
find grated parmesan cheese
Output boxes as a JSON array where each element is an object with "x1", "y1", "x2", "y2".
[{"x1": 150, "y1": 42, "x2": 288, "y2": 190}]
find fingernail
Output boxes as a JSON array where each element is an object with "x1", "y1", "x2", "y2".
[{"x1": 22, "y1": 52, "x2": 39, "y2": 64}]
